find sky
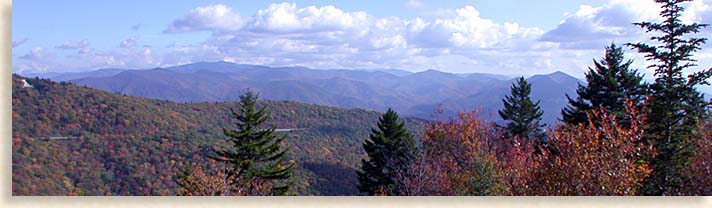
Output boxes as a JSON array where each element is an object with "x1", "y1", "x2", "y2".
[{"x1": 11, "y1": 0, "x2": 712, "y2": 79}]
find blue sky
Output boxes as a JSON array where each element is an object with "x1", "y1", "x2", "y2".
[{"x1": 11, "y1": 0, "x2": 712, "y2": 78}]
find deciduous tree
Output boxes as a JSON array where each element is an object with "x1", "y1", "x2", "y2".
[{"x1": 528, "y1": 101, "x2": 654, "y2": 195}]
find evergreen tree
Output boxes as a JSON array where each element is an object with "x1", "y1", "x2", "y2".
[
  {"x1": 499, "y1": 77, "x2": 545, "y2": 142},
  {"x1": 209, "y1": 90, "x2": 295, "y2": 195},
  {"x1": 562, "y1": 43, "x2": 647, "y2": 127},
  {"x1": 627, "y1": 0, "x2": 711, "y2": 195},
  {"x1": 357, "y1": 108, "x2": 418, "y2": 195}
]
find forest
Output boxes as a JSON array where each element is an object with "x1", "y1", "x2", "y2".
[
  {"x1": 12, "y1": 74, "x2": 424, "y2": 195},
  {"x1": 349, "y1": 0, "x2": 712, "y2": 196},
  {"x1": 11, "y1": 0, "x2": 712, "y2": 196}
]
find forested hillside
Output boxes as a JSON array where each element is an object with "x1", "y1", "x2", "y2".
[{"x1": 11, "y1": 75, "x2": 424, "y2": 195}]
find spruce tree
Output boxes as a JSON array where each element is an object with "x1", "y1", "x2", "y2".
[
  {"x1": 627, "y1": 0, "x2": 711, "y2": 195},
  {"x1": 562, "y1": 43, "x2": 647, "y2": 127},
  {"x1": 357, "y1": 108, "x2": 417, "y2": 195},
  {"x1": 499, "y1": 77, "x2": 545, "y2": 142},
  {"x1": 209, "y1": 90, "x2": 295, "y2": 195}
]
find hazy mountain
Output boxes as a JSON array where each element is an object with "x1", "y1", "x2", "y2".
[
  {"x1": 526, "y1": 71, "x2": 583, "y2": 123},
  {"x1": 461, "y1": 72, "x2": 513, "y2": 80},
  {"x1": 356, "y1": 68, "x2": 413, "y2": 77},
  {"x1": 24, "y1": 68, "x2": 128, "y2": 81},
  {"x1": 50, "y1": 61, "x2": 581, "y2": 124}
]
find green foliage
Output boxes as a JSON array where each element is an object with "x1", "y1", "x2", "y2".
[
  {"x1": 498, "y1": 77, "x2": 545, "y2": 141},
  {"x1": 209, "y1": 90, "x2": 294, "y2": 195},
  {"x1": 627, "y1": 0, "x2": 712, "y2": 195},
  {"x1": 357, "y1": 108, "x2": 418, "y2": 195},
  {"x1": 562, "y1": 43, "x2": 647, "y2": 127},
  {"x1": 460, "y1": 158, "x2": 501, "y2": 196}
]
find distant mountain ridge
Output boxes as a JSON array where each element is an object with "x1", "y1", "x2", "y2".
[{"x1": 28, "y1": 61, "x2": 583, "y2": 124}]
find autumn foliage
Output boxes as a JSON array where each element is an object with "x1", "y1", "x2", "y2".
[
  {"x1": 685, "y1": 120, "x2": 712, "y2": 195},
  {"x1": 405, "y1": 100, "x2": 658, "y2": 195},
  {"x1": 413, "y1": 111, "x2": 505, "y2": 195},
  {"x1": 525, "y1": 100, "x2": 654, "y2": 195},
  {"x1": 177, "y1": 161, "x2": 238, "y2": 196}
]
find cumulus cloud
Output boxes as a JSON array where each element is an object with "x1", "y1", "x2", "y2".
[
  {"x1": 540, "y1": 1, "x2": 653, "y2": 46},
  {"x1": 158, "y1": 3, "x2": 549, "y2": 73},
  {"x1": 247, "y1": 3, "x2": 370, "y2": 34},
  {"x1": 165, "y1": 4, "x2": 244, "y2": 33},
  {"x1": 538, "y1": 0, "x2": 711, "y2": 50},
  {"x1": 407, "y1": 6, "x2": 544, "y2": 49}
]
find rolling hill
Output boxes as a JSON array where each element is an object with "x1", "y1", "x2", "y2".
[
  {"x1": 12, "y1": 75, "x2": 424, "y2": 195},
  {"x1": 32, "y1": 61, "x2": 582, "y2": 124}
]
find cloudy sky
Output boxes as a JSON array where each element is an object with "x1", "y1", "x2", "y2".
[{"x1": 12, "y1": 0, "x2": 712, "y2": 78}]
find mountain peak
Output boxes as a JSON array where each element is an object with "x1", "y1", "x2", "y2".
[
  {"x1": 549, "y1": 71, "x2": 568, "y2": 76},
  {"x1": 528, "y1": 71, "x2": 579, "y2": 85},
  {"x1": 416, "y1": 69, "x2": 451, "y2": 75}
]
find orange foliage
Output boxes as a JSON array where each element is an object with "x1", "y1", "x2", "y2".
[
  {"x1": 412, "y1": 100, "x2": 656, "y2": 196},
  {"x1": 525, "y1": 101, "x2": 655, "y2": 195},
  {"x1": 177, "y1": 160, "x2": 236, "y2": 196},
  {"x1": 417, "y1": 111, "x2": 505, "y2": 195},
  {"x1": 177, "y1": 160, "x2": 275, "y2": 196}
]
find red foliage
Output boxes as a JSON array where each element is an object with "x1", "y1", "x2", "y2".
[
  {"x1": 523, "y1": 100, "x2": 655, "y2": 195},
  {"x1": 414, "y1": 111, "x2": 506, "y2": 195},
  {"x1": 410, "y1": 100, "x2": 657, "y2": 196},
  {"x1": 685, "y1": 120, "x2": 712, "y2": 195}
]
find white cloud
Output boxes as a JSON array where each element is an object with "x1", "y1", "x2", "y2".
[
  {"x1": 155, "y1": 2, "x2": 624, "y2": 75},
  {"x1": 165, "y1": 2, "x2": 544, "y2": 52},
  {"x1": 179, "y1": 3, "x2": 546, "y2": 73},
  {"x1": 682, "y1": 0, "x2": 712, "y2": 25},
  {"x1": 120, "y1": 37, "x2": 138, "y2": 48},
  {"x1": 166, "y1": 4, "x2": 244, "y2": 33},
  {"x1": 247, "y1": 3, "x2": 369, "y2": 34},
  {"x1": 407, "y1": 6, "x2": 544, "y2": 49},
  {"x1": 539, "y1": 0, "x2": 711, "y2": 49}
]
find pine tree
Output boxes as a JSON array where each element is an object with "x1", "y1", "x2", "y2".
[
  {"x1": 499, "y1": 77, "x2": 545, "y2": 143},
  {"x1": 209, "y1": 90, "x2": 295, "y2": 195},
  {"x1": 357, "y1": 108, "x2": 418, "y2": 195},
  {"x1": 562, "y1": 43, "x2": 647, "y2": 127},
  {"x1": 627, "y1": 0, "x2": 711, "y2": 195}
]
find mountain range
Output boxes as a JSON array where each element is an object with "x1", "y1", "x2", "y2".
[{"x1": 27, "y1": 61, "x2": 583, "y2": 124}]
